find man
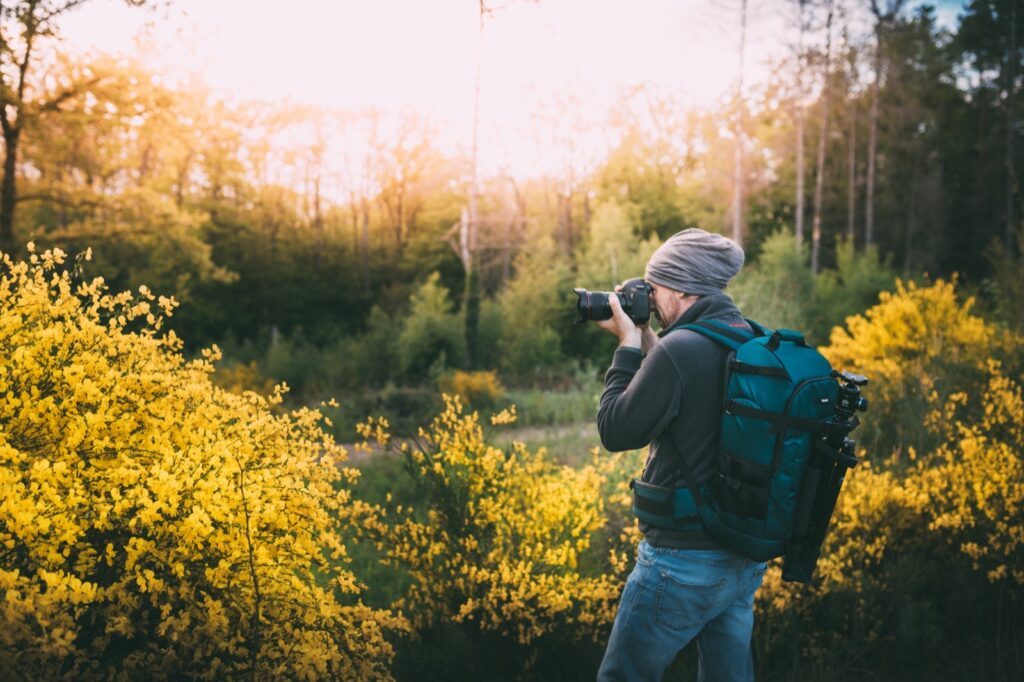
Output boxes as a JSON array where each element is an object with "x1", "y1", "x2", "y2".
[{"x1": 595, "y1": 228, "x2": 766, "y2": 682}]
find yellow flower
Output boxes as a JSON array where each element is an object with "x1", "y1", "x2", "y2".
[{"x1": 0, "y1": 248, "x2": 404, "y2": 678}]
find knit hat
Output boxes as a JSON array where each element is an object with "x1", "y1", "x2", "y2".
[{"x1": 644, "y1": 228, "x2": 745, "y2": 296}]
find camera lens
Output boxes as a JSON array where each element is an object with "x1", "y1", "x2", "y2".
[{"x1": 573, "y1": 288, "x2": 613, "y2": 323}]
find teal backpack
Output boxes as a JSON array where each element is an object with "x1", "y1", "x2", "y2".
[{"x1": 631, "y1": 319, "x2": 849, "y2": 572}]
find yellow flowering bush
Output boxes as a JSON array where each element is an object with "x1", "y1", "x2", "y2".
[
  {"x1": 0, "y1": 247, "x2": 403, "y2": 679},
  {"x1": 360, "y1": 397, "x2": 624, "y2": 653},
  {"x1": 436, "y1": 370, "x2": 504, "y2": 408},
  {"x1": 823, "y1": 278, "x2": 1001, "y2": 461},
  {"x1": 755, "y1": 278, "x2": 1024, "y2": 675},
  {"x1": 918, "y1": 360, "x2": 1024, "y2": 584},
  {"x1": 212, "y1": 360, "x2": 277, "y2": 397}
]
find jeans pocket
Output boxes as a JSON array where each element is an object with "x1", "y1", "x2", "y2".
[
  {"x1": 654, "y1": 570, "x2": 725, "y2": 631},
  {"x1": 635, "y1": 541, "x2": 655, "y2": 567},
  {"x1": 749, "y1": 562, "x2": 768, "y2": 588}
]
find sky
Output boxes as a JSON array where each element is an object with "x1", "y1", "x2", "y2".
[{"x1": 57, "y1": 0, "x2": 967, "y2": 180}]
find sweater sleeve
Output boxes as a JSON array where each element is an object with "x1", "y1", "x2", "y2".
[{"x1": 597, "y1": 343, "x2": 682, "y2": 452}]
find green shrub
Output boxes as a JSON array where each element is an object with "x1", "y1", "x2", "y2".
[
  {"x1": 500, "y1": 234, "x2": 571, "y2": 377},
  {"x1": 728, "y1": 229, "x2": 814, "y2": 332},
  {"x1": 263, "y1": 326, "x2": 322, "y2": 390},
  {"x1": 474, "y1": 298, "x2": 505, "y2": 370},
  {"x1": 808, "y1": 239, "x2": 896, "y2": 345},
  {"x1": 328, "y1": 306, "x2": 400, "y2": 388},
  {"x1": 398, "y1": 272, "x2": 466, "y2": 380}
]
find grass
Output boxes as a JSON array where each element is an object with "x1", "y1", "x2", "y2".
[
  {"x1": 491, "y1": 421, "x2": 602, "y2": 467},
  {"x1": 503, "y1": 382, "x2": 601, "y2": 428}
]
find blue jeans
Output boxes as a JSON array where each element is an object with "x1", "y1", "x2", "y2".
[{"x1": 597, "y1": 540, "x2": 766, "y2": 682}]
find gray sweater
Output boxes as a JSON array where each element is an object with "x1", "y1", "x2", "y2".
[{"x1": 597, "y1": 292, "x2": 750, "y2": 549}]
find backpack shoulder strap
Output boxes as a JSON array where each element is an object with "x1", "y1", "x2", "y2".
[{"x1": 675, "y1": 319, "x2": 758, "y2": 351}]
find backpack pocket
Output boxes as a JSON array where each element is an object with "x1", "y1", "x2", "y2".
[{"x1": 715, "y1": 451, "x2": 772, "y2": 520}]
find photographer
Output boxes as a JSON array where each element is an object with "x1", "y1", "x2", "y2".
[{"x1": 594, "y1": 229, "x2": 766, "y2": 682}]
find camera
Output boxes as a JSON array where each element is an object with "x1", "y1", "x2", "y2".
[{"x1": 573, "y1": 278, "x2": 653, "y2": 326}]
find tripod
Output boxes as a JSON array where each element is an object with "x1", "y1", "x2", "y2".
[{"x1": 783, "y1": 370, "x2": 869, "y2": 583}]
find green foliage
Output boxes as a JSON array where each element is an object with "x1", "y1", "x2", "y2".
[
  {"x1": 47, "y1": 189, "x2": 236, "y2": 303},
  {"x1": 729, "y1": 230, "x2": 815, "y2": 332},
  {"x1": 474, "y1": 298, "x2": 505, "y2": 370},
  {"x1": 982, "y1": 229, "x2": 1024, "y2": 333},
  {"x1": 334, "y1": 306, "x2": 402, "y2": 388},
  {"x1": 503, "y1": 385, "x2": 600, "y2": 429},
  {"x1": 263, "y1": 326, "x2": 322, "y2": 390},
  {"x1": 574, "y1": 200, "x2": 661, "y2": 290},
  {"x1": 463, "y1": 267, "x2": 482, "y2": 369},
  {"x1": 808, "y1": 239, "x2": 897, "y2": 344},
  {"x1": 593, "y1": 128, "x2": 690, "y2": 238},
  {"x1": 398, "y1": 272, "x2": 466, "y2": 380},
  {"x1": 729, "y1": 234, "x2": 897, "y2": 347},
  {"x1": 499, "y1": 234, "x2": 571, "y2": 377}
]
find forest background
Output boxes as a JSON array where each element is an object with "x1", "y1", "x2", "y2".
[{"x1": 1, "y1": 0, "x2": 1023, "y2": 680}]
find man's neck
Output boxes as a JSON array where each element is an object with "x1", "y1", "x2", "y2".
[{"x1": 658, "y1": 292, "x2": 735, "y2": 336}]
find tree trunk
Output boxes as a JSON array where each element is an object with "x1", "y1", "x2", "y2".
[
  {"x1": 349, "y1": 198, "x2": 359, "y2": 265},
  {"x1": 731, "y1": 0, "x2": 748, "y2": 246},
  {"x1": 811, "y1": 1, "x2": 835, "y2": 275},
  {"x1": 464, "y1": 267, "x2": 480, "y2": 369},
  {"x1": 795, "y1": 0, "x2": 807, "y2": 248},
  {"x1": 904, "y1": 148, "x2": 919, "y2": 277},
  {"x1": 312, "y1": 174, "x2": 323, "y2": 269},
  {"x1": 843, "y1": 12, "x2": 857, "y2": 243},
  {"x1": 1006, "y1": 0, "x2": 1017, "y2": 252},
  {"x1": 175, "y1": 151, "x2": 194, "y2": 207},
  {"x1": 847, "y1": 92, "x2": 857, "y2": 241},
  {"x1": 395, "y1": 185, "x2": 404, "y2": 255},
  {"x1": 558, "y1": 188, "x2": 574, "y2": 255},
  {"x1": 502, "y1": 215, "x2": 512, "y2": 284},
  {"x1": 360, "y1": 197, "x2": 371, "y2": 293},
  {"x1": 1, "y1": 130, "x2": 20, "y2": 253},
  {"x1": 865, "y1": 25, "x2": 882, "y2": 247},
  {"x1": 796, "y1": 110, "x2": 806, "y2": 247},
  {"x1": 463, "y1": 0, "x2": 485, "y2": 369},
  {"x1": 505, "y1": 174, "x2": 525, "y2": 284}
]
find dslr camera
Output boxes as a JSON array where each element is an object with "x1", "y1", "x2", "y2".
[{"x1": 573, "y1": 278, "x2": 653, "y2": 326}]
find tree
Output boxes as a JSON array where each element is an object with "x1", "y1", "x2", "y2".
[
  {"x1": 596, "y1": 85, "x2": 696, "y2": 237},
  {"x1": 842, "y1": 13, "x2": 859, "y2": 241},
  {"x1": 0, "y1": 0, "x2": 155, "y2": 253},
  {"x1": 865, "y1": 0, "x2": 906, "y2": 247},
  {"x1": 957, "y1": 0, "x2": 1024, "y2": 254},
  {"x1": 732, "y1": 0, "x2": 749, "y2": 246},
  {"x1": 794, "y1": 0, "x2": 810, "y2": 248},
  {"x1": 811, "y1": 0, "x2": 835, "y2": 275},
  {"x1": 575, "y1": 200, "x2": 660, "y2": 290}
]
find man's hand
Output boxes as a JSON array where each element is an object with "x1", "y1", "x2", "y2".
[{"x1": 596, "y1": 287, "x2": 642, "y2": 350}]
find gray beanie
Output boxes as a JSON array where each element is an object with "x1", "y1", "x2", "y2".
[{"x1": 644, "y1": 228, "x2": 745, "y2": 296}]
